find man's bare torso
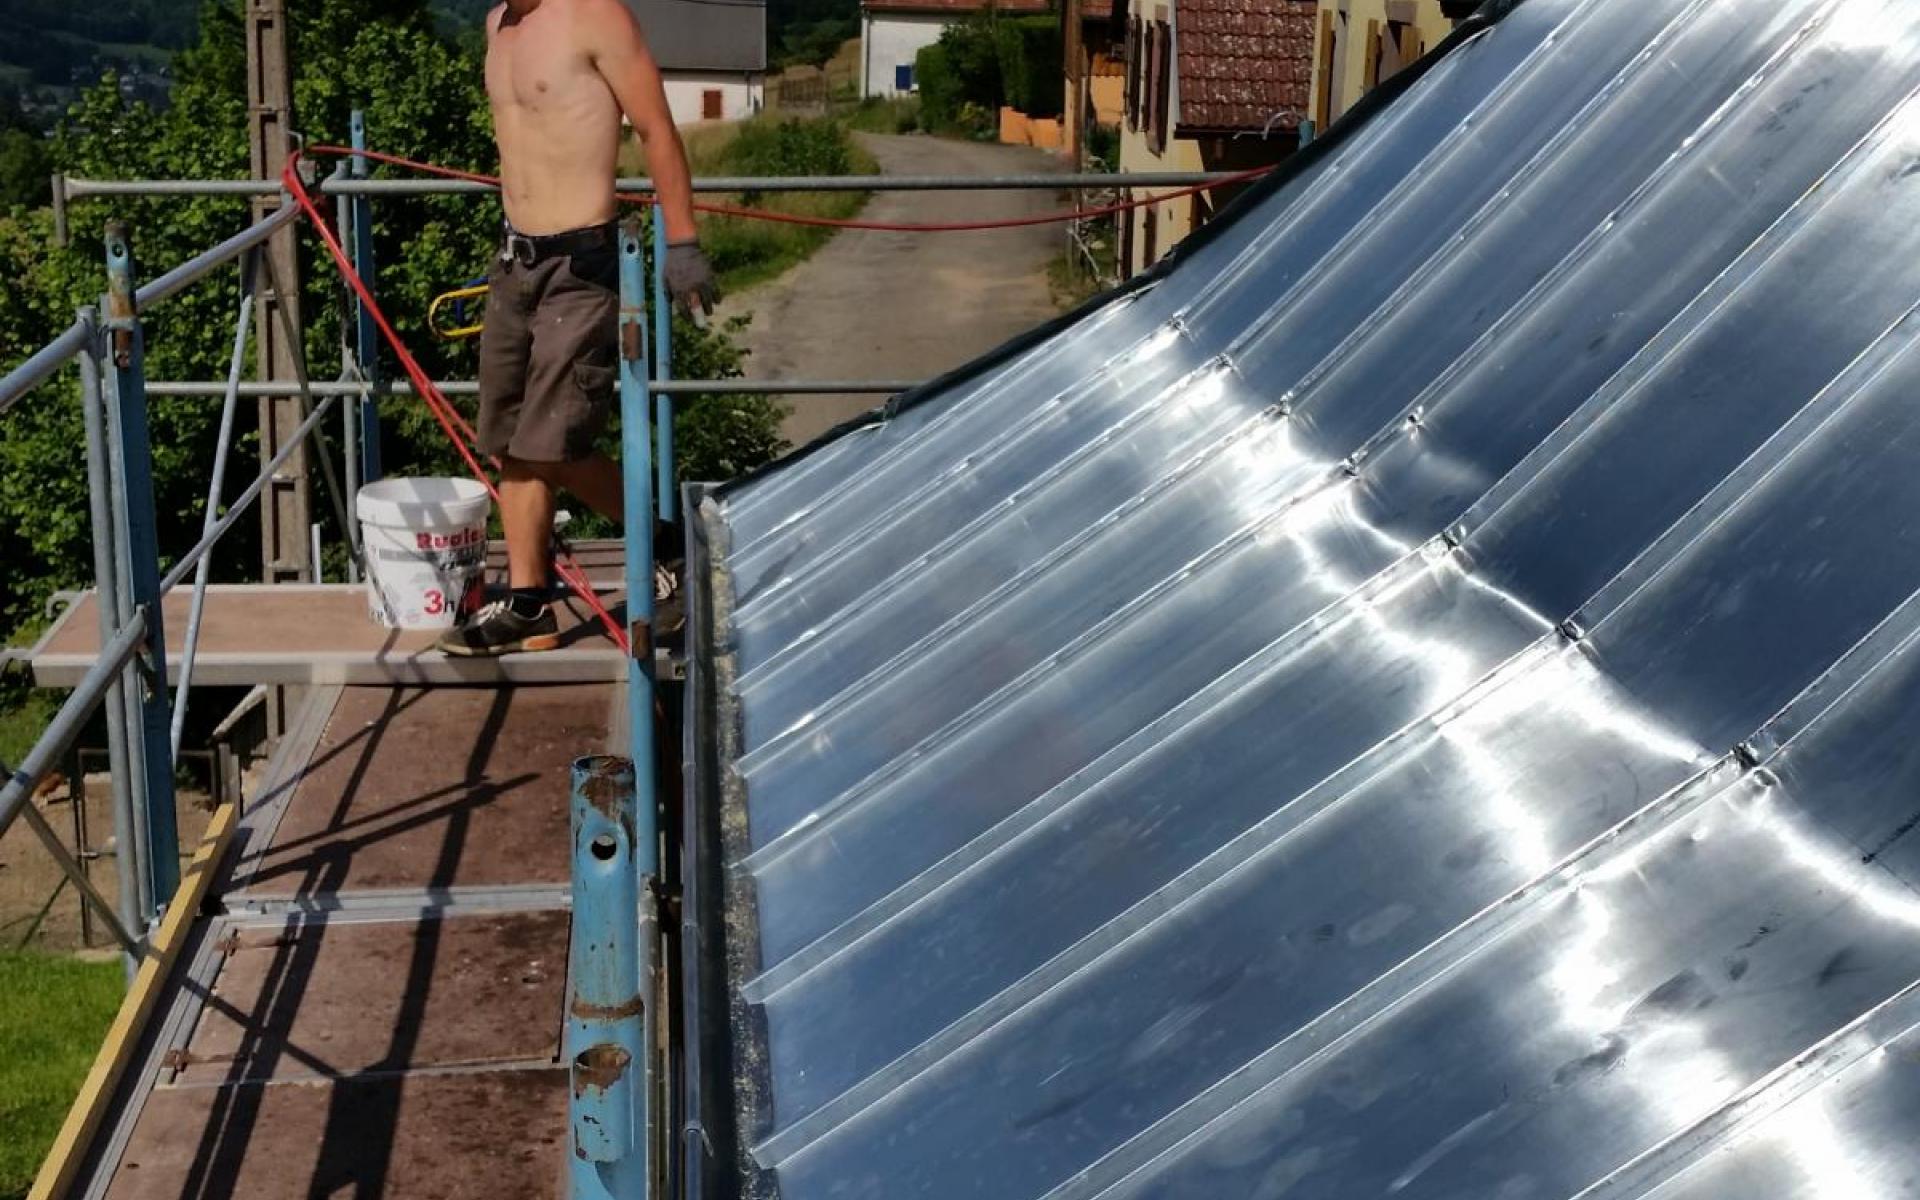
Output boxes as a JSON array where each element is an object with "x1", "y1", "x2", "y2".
[{"x1": 486, "y1": 1, "x2": 623, "y2": 235}]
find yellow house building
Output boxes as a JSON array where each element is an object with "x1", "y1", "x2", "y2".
[
  {"x1": 1115, "y1": 0, "x2": 1319, "y2": 277},
  {"x1": 1309, "y1": 0, "x2": 1472, "y2": 129}
]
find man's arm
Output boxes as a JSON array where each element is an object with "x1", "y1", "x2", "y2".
[{"x1": 581, "y1": 0, "x2": 698, "y2": 243}]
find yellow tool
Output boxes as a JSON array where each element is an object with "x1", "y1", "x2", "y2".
[{"x1": 428, "y1": 282, "x2": 490, "y2": 340}]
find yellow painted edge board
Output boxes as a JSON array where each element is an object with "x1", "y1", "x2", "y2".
[{"x1": 27, "y1": 798, "x2": 239, "y2": 1200}]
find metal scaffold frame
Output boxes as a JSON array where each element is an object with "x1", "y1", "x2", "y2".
[{"x1": 2, "y1": 127, "x2": 1261, "y2": 1198}]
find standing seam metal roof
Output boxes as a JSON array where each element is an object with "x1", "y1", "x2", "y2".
[{"x1": 685, "y1": 0, "x2": 1920, "y2": 1195}]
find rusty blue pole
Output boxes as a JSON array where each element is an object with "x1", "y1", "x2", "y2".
[
  {"x1": 103, "y1": 221, "x2": 181, "y2": 915},
  {"x1": 650, "y1": 209, "x2": 675, "y2": 524},
  {"x1": 569, "y1": 755, "x2": 645, "y2": 1199}
]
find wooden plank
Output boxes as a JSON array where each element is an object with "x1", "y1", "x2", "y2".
[{"x1": 27, "y1": 796, "x2": 241, "y2": 1200}]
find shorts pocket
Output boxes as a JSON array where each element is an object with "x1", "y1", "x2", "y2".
[
  {"x1": 572, "y1": 359, "x2": 617, "y2": 403},
  {"x1": 565, "y1": 359, "x2": 618, "y2": 458}
]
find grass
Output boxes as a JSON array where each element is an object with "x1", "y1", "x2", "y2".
[
  {"x1": 0, "y1": 950, "x2": 123, "y2": 1199},
  {"x1": 630, "y1": 115, "x2": 879, "y2": 295},
  {"x1": 842, "y1": 97, "x2": 922, "y2": 136},
  {"x1": 0, "y1": 687, "x2": 57, "y2": 772}
]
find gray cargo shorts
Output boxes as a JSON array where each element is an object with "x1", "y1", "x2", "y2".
[{"x1": 477, "y1": 220, "x2": 619, "y2": 463}]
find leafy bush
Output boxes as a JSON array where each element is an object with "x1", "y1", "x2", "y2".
[
  {"x1": 915, "y1": 43, "x2": 963, "y2": 132},
  {"x1": 1087, "y1": 122, "x2": 1120, "y2": 172},
  {"x1": 916, "y1": 11, "x2": 1060, "y2": 133},
  {"x1": 682, "y1": 116, "x2": 876, "y2": 293},
  {"x1": 996, "y1": 16, "x2": 1063, "y2": 119},
  {"x1": 725, "y1": 116, "x2": 855, "y2": 181}
]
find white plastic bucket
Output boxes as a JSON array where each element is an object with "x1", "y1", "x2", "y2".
[{"x1": 356, "y1": 478, "x2": 493, "y2": 630}]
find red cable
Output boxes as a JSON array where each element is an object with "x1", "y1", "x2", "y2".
[
  {"x1": 307, "y1": 143, "x2": 1274, "y2": 233},
  {"x1": 282, "y1": 151, "x2": 632, "y2": 654}
]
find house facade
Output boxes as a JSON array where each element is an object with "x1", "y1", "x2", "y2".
[
  {"x1": 1309, "y1": 0, "x2": 1473, "y2": 128},
  {"x1": 1117, "y1": 0, "x2": 1318, "y2": 277},
  {"x1": 860, "y1": 0, "x2": 1051, "y2": 99},
  {"x1": 628, "y1": 0, "x2": 768, "y2": 123}
]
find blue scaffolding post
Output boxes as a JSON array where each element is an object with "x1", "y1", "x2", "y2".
[
  {"x1": 650, "y1": 209, "x2": 675, "y2": 524},
  {"x1": 101, "y1": 221, "x2": 181, "y2": 916},
  {"x1": 618, "y1": 218, "x2": 659, "y2": 841},
  {"x1": 568, "y1": 755, "x2": 647, "y2": 1199},
  {"x1": 348, "y1": 109, "x2": 384, "y2": 486}
]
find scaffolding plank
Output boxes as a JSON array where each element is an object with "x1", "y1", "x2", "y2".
[
  {"x1": 233, "y1": 685, "x2": 605, "y2": 898},
  {"x1": 102, "y1": 1068, "x2": 568, "y2": 1199},
  {"x1": 178, "y1": 911, "x2": 568, "y2": 1085},
  {"x1": 29, "y1": 585, "x2": 627, "y2": 688}
]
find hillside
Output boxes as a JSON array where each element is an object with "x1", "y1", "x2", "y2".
[
  {"x1": 0, "y1": 0, "x2": 197, "y2": 102},
  {"x1": 0, "y1": 0, "x2": 828, "y2": 118}
]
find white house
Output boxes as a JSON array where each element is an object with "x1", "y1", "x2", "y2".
[
  {"x1": 628, "y1": 0, "x2": 768, "y2": 123},
  {"x1": 860, "y1": 0, "x2": 1051, "y2": 99}
]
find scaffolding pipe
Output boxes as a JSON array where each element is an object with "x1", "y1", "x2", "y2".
[
  {"x1": 159, "y1": 393, "x2": 342, "y2": 594},
  {"x1": 568, "y1": 755, "x2": 646, "y2": 1198},
  {"x1": 172, "y1": 259, "x2": 257, "y2": 757},
  {"x1": 102, "y1": 225, "x2": 174, "y2": 920},
  {"x1": 61, "y1": 171, "x2": 1246, "y2": 201},
  {"x1": 144, "y1": 378, "x2": 918, "y2": 397},
  {"x1": 76, "y1": 309, "x2": 144, "y2": 974},
  {"x1": 0, "y1": 319, "x2": 88, "y2": 417},
  {"x1": 620, "y1": 220, "x2": 660, "y2": 875},
  {"x1": 135, "y1": 203, "x2": 299, "y2": 311},
  {"x1": 349, "y1": 108, "x2": 384, "y2": 486},
  {"x1": 0, "y1": 614, "x2": 147, "y2": 844},
  {"x1": 652, "y1": 209, "x2": 675, "y2": 524}
]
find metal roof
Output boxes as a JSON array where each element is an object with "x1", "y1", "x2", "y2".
[
  {"x1": 684, "y1": 0, "x2": 1920, "y2": 1196},
  {"x1": 626, "y1": 0, "x2": 767, "y2": 73}
]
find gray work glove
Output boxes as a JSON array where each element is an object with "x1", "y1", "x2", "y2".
[{"x1": 665, "y1": 239, "x2": 719, "y2": 317}]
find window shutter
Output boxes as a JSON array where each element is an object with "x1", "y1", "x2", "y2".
[
  {"x1": 1150, "y1": 20, "x2": 1171, "y2": 153},
  {"x1": 1125, "y1": 16, "x2": 1141, "y2": 128}
]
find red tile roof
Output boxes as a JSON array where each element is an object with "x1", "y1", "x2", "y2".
[
  {"x1": 1175, "y1": 0, "x2": 1318, "y2": 132},
  {"x1": 865, "y1": 0, "x2": 1050, "y2": 12}
]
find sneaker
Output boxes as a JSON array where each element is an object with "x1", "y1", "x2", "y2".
[
  {"x1": 654, "y1": 560, "x2": 686, "y2": 638},
  {"x1": 435, "y1": 598, "x2": 560, "y2": 657}
]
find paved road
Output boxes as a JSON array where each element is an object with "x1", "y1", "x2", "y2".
[{"x1": 713, "y1": 133, "x2": 1065, "y2": 452}]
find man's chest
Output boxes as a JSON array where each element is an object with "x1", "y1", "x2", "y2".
[{"x1": 485, "y1": 27, "x2": 601, "y2": 114}]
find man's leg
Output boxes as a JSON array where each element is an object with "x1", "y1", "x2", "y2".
[
  {"x1": 535, "y1": 453, "x2": 625, "y2": 524},
  {"x1": 500, "y1": 458, "x2": 560, "y2": 589}
]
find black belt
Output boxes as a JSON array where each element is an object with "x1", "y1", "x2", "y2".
[{"x1": 500, "y1": 221, "x2": 616, "y2": 267}]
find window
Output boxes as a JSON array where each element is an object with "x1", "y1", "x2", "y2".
[
  {"x1": 702, "y1": 89, "x2": 724, "y2": 120},
  {"x1": 895, "y1": 63, "x2": 915, "y2": 92}
]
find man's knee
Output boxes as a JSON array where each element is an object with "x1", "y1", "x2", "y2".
[{"x1": 501, "y1": 456, "x2": 563, "y2": 485}]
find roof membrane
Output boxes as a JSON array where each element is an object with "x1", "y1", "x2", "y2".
[{"x1": 684, "y1": 1, "x2": 1920, "y2": 1195}]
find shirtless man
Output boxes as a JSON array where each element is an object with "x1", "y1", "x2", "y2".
[{"x1": 438, "y1": 0, "x2": 716, "y2": 656}]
